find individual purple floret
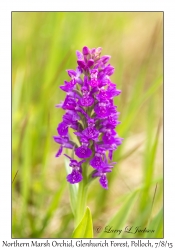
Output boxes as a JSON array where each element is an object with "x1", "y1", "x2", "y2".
[
  {"x1": 53, "y1": 46, "x2": 123, "y2": 189},
  {"x1": 75, "y1": 144, "x2": 92, "y2": 159},
  {"x1": 64, "y1": 154, "x2": 85, "y2": 184},
  {"x1": 92, "y1": 156, "x2": 116, "y2": 189}
]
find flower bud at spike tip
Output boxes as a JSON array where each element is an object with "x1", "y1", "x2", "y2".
[
  {"x1": 53, "y1": 46, "x2": 123, "y2": 189},
  {"x1": 82, "y1": 46, "x2": 90, "y2": 55}
]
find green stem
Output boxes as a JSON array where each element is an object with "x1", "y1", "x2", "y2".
[{"x1": 75, "y1": 163, "x2": 88, "y2": 227}]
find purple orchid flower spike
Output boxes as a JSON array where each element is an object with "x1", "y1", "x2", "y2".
[{"x1": 53, "y1": 46, "x2": 123, "y2": 189}]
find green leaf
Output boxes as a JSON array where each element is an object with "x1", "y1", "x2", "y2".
[
  {"x1": 64, "y1": 157, "x2": 78, "y2": 216},
  {"x1": 140, "y1": 120, "x2": 161, "y2": 211},
  {"x1": 118, "y1": 75, "x2": 162, "y2": 138},
  {"x1": 72, "y1": 207, "x2": 93, "y2": 238},
  {"x1": 33, "y1": 182, "x2": 66, "y2": 237},
  {"x1": 99, "y1": 190, "x2": 138, "y2": 238},
  {"x1": 12, "y1": 68, "x2": 25, "y2": 116},
  {"x1": 145, "y1": 207, "x2": 163, "y2": 238}
]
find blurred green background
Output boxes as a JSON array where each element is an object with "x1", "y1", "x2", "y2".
[{"x1": 12, "y1": 12, "x2": 163, "y2": 238}]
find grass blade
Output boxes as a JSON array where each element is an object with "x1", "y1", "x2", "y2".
[{"x1": 98, "y1": 190, "x2": 138, "y2": 238}]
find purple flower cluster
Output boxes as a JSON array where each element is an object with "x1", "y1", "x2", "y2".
[{"x1": 53, "y1": 46, "x2": 123, "y2": 189}]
